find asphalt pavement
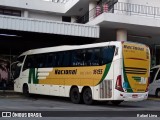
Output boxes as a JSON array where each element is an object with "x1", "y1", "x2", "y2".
[{"x1": 0, "y1": 90, "x2": 160, "y2": 119}]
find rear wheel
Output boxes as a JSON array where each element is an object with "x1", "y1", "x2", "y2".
[
  {"x1": 155, "y1": 89, "x2": 160, "y2": 98},
  {"x1": 111, "y1": 100, "x2": 123, "y2": 105},
  {"x1": 70, "y1": 87, "x2": 81, "y2": 104},
  {"x1": 83, "y1": 88, "x2": 93, "y2": 105}
]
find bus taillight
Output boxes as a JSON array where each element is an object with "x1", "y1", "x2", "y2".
[{"x1": 115, "y1": 75, "x2": 124, "y2": 92}]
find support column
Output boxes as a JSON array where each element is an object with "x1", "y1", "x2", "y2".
[
  {"x1": 89, "y1": 1, "x2": 97, "y2": 21},
  {"x1": 116, "y1": 29, "x2": 127, "y2": 41},
  {"x1": 71, "y1": 16, "x2": 76, "y2": 23},
  {"x1": 24, "y1": 10, "x2": 29, "y2": 18}
]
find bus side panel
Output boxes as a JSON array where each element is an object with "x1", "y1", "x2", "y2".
[
  {"x1": 113, "y1": 59, "x2": 123, "y2": 100},
  {"x1": 93, "y1": 62, "x2": 114, "y2": 100},
  {"x1": 19, "y1": 69, "x2": 30, "y2": 92}
]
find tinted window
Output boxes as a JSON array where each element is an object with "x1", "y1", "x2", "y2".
[
  {"x1": 56, "y1": 52, "x2": 64, "y2": 67},
  {"x1": 72, "y1": 50, "x2": 85, "y2": 66},
  {"x1": 62, "y1": 51, "x2": 71, "y2": 66},
  {"x1": 101, "y1": 46, "x2": 115, "y2": 65},
  {"x1": 150, "y1": 68, "x2": 159, "y2": 84},
  {"x1": 85, "y1": 49, "x2": 100, "y2": 66},
  {"x1": 13, "y1": 56, "x2": 25, "y2": 79},
  {"x1": 36, "y1": 54, "x2": 46, "y2": 68},
  {"x1": 46, "y1": 53, "x2": 56, "y2": 67},
  {"x1": 13, "y1": 64, "x2": 21, "y2": 79},
  {"x1": 23, "y1": 55, "x2": 35, "y2": 71},
  {"x1": 17, "y1": 56, "x2": 25, "y2": 63}
]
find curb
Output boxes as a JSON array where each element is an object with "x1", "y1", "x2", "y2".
[
  {"x1": 147, "y1": 97, "x2": 160, "y2": 101},
  {"x1": 0, "y1": 90, "x2": 21, "y2": 97}
]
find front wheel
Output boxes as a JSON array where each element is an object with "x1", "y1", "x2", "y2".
[{"x1": 83, "y1": 88, "x2": 93, "y2": 105}]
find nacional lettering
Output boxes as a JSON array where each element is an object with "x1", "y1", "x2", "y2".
[
  {"x1": 55, "y1": 69, "x2": 77, "y2": 75},
  {"x1": 124, "y1": 45, "x2": 144, "y2": 51}
]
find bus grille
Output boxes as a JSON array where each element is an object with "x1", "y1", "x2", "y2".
[
  {"x1": 125, "y1": 67, "x2": 147, "y2": 74},
  {"x1": 100, "y1": 80, "x2": 112, "y2": 98}
]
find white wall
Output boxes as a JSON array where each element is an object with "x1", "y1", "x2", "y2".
[
  {"x1": 65, "y1": 0, "x2": 79, "y2": 12},
  {"x1": 0, "y1": 0, "x2": 80, "y2": 13},
  {"x1": 118, "y1": 0, "x2": 160, "y2": 7},
  {"x1": 0, "y1": 0, "x2": 65, "y2": 13},
  {"x1": 28, "y1": 11, "x2": 62, "y2": 21}
]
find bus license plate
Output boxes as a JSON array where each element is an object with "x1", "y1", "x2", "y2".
[{"x1": 132, "y1": 94, "x2": 138, "y2": 98}]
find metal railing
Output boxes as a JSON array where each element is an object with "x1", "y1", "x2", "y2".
[
  {"x1": 75, "y1": 0, "x2": 117, "y2": 24},
  {"x1": 75, "y1": 2, "x2": 160, "y2": 24},
  {"x1": 114, "y1": 2, "x2": 160, "y2": 17}
]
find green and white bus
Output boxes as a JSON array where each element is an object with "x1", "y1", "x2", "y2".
[{"x1": 14, "y1": 41, "x2": 150, "y2": 105}]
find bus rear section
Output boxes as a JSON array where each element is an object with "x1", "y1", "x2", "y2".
[{"x1": 114, "y1": 42, "x2": 150, "y2": 101}]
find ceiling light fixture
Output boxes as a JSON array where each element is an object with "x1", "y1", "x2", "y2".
[{"x1": 0, "y1": 33, "x2": 21, "y2": 37}]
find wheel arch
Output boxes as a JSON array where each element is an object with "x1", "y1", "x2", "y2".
[{"x1": 22, "y1": 83, "x2": 29, "y2": 92}]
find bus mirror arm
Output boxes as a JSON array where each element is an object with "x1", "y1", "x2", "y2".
[{"x1": 17, "y1": 63, "x2": 22, "y2": 67}]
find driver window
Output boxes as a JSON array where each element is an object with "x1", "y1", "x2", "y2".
[{"x1": 12, "y1": 56, "x2": 25, "y2": 80}]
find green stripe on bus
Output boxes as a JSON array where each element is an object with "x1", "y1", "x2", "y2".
[
  {"x1": 97, "y1": 63, "x2": 111, "y2": 85},
  {"x1": 132, "y1": 76, "x2": 141, "y2": 82},
  {"x1": 123, "y1": 60, "x2": 133, "y2": 93},
  {"x1": 28, "y1": 68, "x2": 38, "y2": 84}
]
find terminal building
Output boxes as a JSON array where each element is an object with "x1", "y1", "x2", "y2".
[{"x1": 0, "y1": 0, "x2": 160, "y2": 85}]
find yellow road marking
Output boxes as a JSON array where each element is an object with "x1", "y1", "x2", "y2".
[{"x1": 148, "y1": 97, "x2": 160, "y2": 101}]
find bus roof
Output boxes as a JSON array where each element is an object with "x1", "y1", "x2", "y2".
[{"x1": 19, "y1": 41, "x2": 146, "y2": 56}]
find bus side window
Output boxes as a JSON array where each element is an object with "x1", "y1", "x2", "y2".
[
  {"x1": 46, "y1": 53, "x2": 56, "y2": 67},
  {"x1": 85, "y1": 49, "x2": 93, "y2": 66},
  {"x1": 93, "y1": 48, "x2": 100, "y2": 66},
  {"x1": 23, "y1": 55, "x2": 35, "y2": 71},
  {"x1": 62, "y1": 51, "x2": 71, "y2": 67},
  {"x1": 56, "y1": 52, "x2": 64, "y2": 67},
  {"x1": 101, "y1": 46, "x2": 115, "y2": 65},
  {"x1": 37, "y1": 54, "x2": 47, "y2": 68},
  {"x1": 71, "y1": 51, "x2": 76, "y2": 66},
  {"x1": 74, "y1": 50, "x2": 85, "y2": 66}
]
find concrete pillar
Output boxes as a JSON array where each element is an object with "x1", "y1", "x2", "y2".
[
  {"x1": 24, "y1": 10, "x2": 29, "y2": 18},
  {"x1": 116, "y1": 29, "x2": 127, "y2": 41},
  {"x1": 89, "y1": 1, "x2": 97, "y2": 21},
  {"x1": 71, "y1": 16, "x2": 77, "y2": 23}
]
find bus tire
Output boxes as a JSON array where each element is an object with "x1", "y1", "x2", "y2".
[
  {"x1": 155, "y1": 89, "x2": 160, "y2": 97},
  {"x1": 111, "y1": 100, "x2": 123, "y2": 105},
  {"x1": 23, "y1": 84, "x2": 29, "y2": 97},
  {"x1": 70, "y1": 87, "x2": 81, "y2": 104},
  {"x1": 82, "y1": 87, "x2": 93, "y2": 105}
]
